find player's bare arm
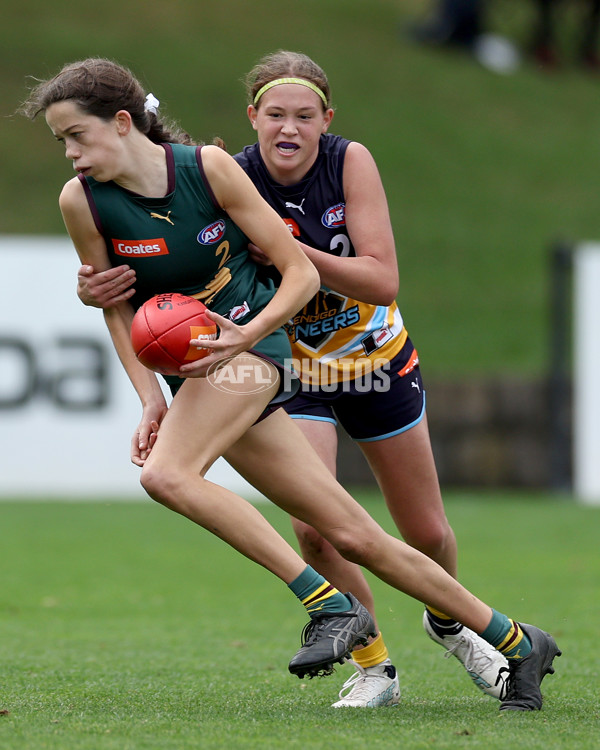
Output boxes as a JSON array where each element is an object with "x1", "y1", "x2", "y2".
[
  {"x1": 60, "y1": 177, "x2": 168, "y2": 462},
  {"x1": 201, "y1": 146, "x2": 319, "y2": 348},
  {"x1": 299, "y1": 142, "x2": 399, "y2": 306}
]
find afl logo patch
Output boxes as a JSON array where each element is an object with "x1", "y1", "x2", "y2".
[
  {"x1": 321, "y1": 203, "x2": 346, "y2": 228},
  {"x1": 197, "y1": 220, "x2": 226, "y2": 245}
]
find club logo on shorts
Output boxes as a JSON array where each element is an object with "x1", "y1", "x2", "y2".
[
  {"x1": 321, "y1": 203, "x2": 346, "y2": 228},
  {"x1": 398, "y1": 348, "x2": 420, "y2": 377},
  {"x1": 197, "y1": 220, "x2": 226, "y2": 245}
]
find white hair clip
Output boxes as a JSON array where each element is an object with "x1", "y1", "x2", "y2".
[{"x1": 144, "y1": 93, "x2": 160, "y2": 115}]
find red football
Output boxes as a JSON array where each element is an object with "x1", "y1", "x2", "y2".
[{"x1": 131, "y1": 293, "x2": 217, "y2": 375}]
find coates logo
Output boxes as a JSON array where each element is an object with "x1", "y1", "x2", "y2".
[
  {"x1": 197, "y1": 220, "x2": 226, "y2": 245},
  {"x1": 112, "y1": 238, "x2": 168, "y2": 257},
  {"x1": 321, "y1": 203, "x2": 346, "y2": 229},
  {"x1": 283, "y1": 218, "x2": 300, "y2": 237}
]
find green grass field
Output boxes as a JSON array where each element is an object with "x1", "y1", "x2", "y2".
[
  {"x1": 2, "y1": 2, "x2": 599, "y2": 747},
  {"x1": 1, "y1": 493, "x2": 598, "y2": 749}
]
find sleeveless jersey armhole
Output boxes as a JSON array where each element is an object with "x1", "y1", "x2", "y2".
[
  {"x1": 77, "y1": 173, "x2": 104, "y2": 234},
  {"x1": 162, "y1": 142, "x2": 176, "y2": 193},
  {"x1": 195, "y1": 145, "x2": 220, "y2": 211},
  {"x1": 337, "y1": 138, "x2": 351, "y2": 202}
]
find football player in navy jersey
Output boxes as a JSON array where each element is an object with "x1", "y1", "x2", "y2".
[
  {"x1": 234, "y1": 51, "x2": 509, "y2": 707},
  {"x1": 65, "y1": 55, "x2": 559, "y2": 712}
]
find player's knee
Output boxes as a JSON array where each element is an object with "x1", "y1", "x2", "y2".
[
  {"x1": 328, "y1": 529, "x2": 380, "y2": 567},
  {"x1": 140, "y1": 463, "x2": 165, "y2": 501},
  {"x1": 140, "y1": 462, "x2": 181, "y2": 508},
  {"x1": 404, "y1": 520, "x2": 453, "y2": 559}
]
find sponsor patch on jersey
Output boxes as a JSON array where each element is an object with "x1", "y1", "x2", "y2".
[
  {"x1": 197, "y1": 220, "x2": 226, "y2": 245},
  {"x1": 228, "y1": 300, "x2": 251, "y2": 321},
  {"x1": 112, "y1": 238, "x2": 169, "y2": 257},
  {"x1": 361, "y1": 326, "x2": 393, "y2": 356},
  {"x1": 283, "y1": 217, "x2": 300, "y2": 237},
  {"x1": 321, "y1": 203, "x2": 346, "y2": 229}
]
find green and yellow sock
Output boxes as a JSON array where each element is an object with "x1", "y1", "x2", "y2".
[
  {"x1": 288, "y1": 566, "x2": 351, "y2": 617},
  {"x1": 481, "y1": 609, "x2": 532, "y2": 660},
  {"x1": 352, "y1": 632, "x2": 389, "y2": 669}
]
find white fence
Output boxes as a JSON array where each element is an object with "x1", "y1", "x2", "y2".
[
  {"x1": 4, "y1": 236, "x2": 600, "y2": 503},
  {"x1": 0, "y1": 236, "x2": 260, "y2": 499},
  {"x1": 573, "y1": 243, "x2": 600, "y2": 505}
]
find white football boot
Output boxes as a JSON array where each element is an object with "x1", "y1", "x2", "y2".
[
  {"x1": 331, "y1": 659, "x2": 400, "y2": 708},
  {"x1": 423, "y1": 611, "x2": 510, "y2": 699}
]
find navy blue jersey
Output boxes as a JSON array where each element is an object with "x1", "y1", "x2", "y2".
[
  {"x1": 235, "y1": 134, "x2": 406, "y2": 384},
  {"x1": 236, "y1": 134, "x2": 352, "y2": 261}
]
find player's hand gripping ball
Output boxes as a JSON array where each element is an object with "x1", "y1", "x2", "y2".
[{"x1": 131, "y1": 293, "x2": 217, "y2": 375}]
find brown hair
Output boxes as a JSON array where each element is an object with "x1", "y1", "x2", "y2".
[
  {"x1": 244, "y1": 50, "x2": 331, "y2": 110},
  {"x1": 19, "y1": 58, "x2": 197, "y2": 145}
]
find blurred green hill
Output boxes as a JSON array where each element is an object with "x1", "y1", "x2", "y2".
[{"x1": 3, "y1": 0, "x2": 599, "y2": 377}]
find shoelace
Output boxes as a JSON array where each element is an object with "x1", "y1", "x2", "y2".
[
  {"x1": 499, "y1": 661, "x2": 518, "y2": 701},
  {"x1": 299, "y1": 610, "x2": 355, "y2": 647},
  {"x1": 443, "y1": 633, "x2": 494, "y2": 673},
  {"x1": 337, "y1": 661, "x2": 371, "y2": 700}
]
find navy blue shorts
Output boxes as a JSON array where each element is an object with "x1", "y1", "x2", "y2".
[{"x1": 282, "y1": 337, "x2": 425, "y2": 442}]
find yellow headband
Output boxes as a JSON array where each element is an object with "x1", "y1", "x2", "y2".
[{"x1": 253, "y1": 77, "x2": 328, "y2": 107}]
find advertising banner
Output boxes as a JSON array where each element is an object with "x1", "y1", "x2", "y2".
[
  {"x1": 573, "y1": 243, "x2": 600, "y2": 505},
  {"x1": 0, "y1": 236, "x2": 261, "y2": 499}
]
